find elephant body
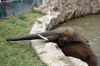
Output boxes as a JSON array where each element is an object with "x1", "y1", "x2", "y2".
[{"x1": 6, "y1": 27, "x2": 98, "y2": 66}]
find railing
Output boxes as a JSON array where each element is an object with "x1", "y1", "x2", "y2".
[
  {"x1": 0, "y1": 0, "x2": 39, "y2": 19},
  {"x1": 0, "y1": 0, "x2": 64, "y2": 19}
]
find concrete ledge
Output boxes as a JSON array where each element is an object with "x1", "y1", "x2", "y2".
[{"x1": 30, "y1": 12, "x2": 88, "y2": 66}]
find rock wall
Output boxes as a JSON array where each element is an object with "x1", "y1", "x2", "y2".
[
  {"x1": 63, "y1": 0, "x2": 100, "y2": 19},
  {"x1": 35, "y1": 0, "x2": 100, "y2": 20}
]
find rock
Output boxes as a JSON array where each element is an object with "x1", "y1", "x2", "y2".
[
  {"x1": 63, "y1": 0, "x2": 100, "y2": 19},
  {"x1": 35, "y1": 0, "x2": 100, "y2": 19}
]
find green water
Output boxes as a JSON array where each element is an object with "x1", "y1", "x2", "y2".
[{"x1": 57, "y1": 15, "x2": 100, "y2": 56}]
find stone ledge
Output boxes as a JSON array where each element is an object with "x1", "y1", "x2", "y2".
[{"x1": 30, "y1": 12, "x2": 88, "y2": 66}]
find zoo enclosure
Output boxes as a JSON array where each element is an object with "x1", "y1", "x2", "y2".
[
  {"x1": 0, "y1": 0, "x2": 64, "y2": 19},
  {"x1": 0, "y1": 0, "x2": 49, "y2": 19}
]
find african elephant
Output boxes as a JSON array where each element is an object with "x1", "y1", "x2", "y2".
[{"x1": 6, "y1": 27, "x2": 97, "y2": 66}]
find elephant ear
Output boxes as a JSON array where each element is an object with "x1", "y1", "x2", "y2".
[
  {"x1": 72, "y1": 32, "x2": 89, "y2": 45},
  {"x1": 73, "y1": 32, "x2": 90, "y2": 47}
]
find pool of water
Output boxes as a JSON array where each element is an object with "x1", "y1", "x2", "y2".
[{"x1": 57, "y1": 14, "x2": 100, "y2": 56}]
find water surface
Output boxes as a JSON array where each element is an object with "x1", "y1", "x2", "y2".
[{"x1": 57, "y1": 15, "x2": 100, "y2": 56}]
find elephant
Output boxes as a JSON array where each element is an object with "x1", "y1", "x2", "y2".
[{"x1": 6, "y1": 27, "x2": 97, "y2": 66}]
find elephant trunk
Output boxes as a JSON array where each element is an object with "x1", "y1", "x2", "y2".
[
  {"x1": 6, "y1": 34, "x2": 40, "y2": 41},
  {"x1": 6, "y1": 31, "x2": 61, "y2": 41}
]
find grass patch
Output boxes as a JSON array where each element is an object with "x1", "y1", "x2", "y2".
[
  {"x1": 0, "y1": 12, "x2": 47, "y2": 66},
  {"x1": 17, "y1": 14, "x2": 27, "y2": 20}
]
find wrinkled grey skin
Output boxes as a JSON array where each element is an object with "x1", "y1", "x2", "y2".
[{"x1": 6, "y1": 27, "x2": 98, "y2": 66}]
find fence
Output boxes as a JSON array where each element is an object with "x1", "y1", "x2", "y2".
[
  {"x1": 0, "y1": 0, "x2": 45, "y2": 19},
  {"x1": 0, "y1": 0, "x2": 64, "y2": 19}
]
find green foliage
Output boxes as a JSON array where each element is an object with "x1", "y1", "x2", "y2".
[
  {"x1": 0, "y1": 12, "x2": 47, "y2": 66},
  {"x1": 8, "y1": 18, "x2": 17, "y2": 24},
  {"x1": 17, "y1": 14, "x2": 27, "y2": 20}
]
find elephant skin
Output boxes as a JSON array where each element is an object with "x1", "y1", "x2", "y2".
[{"x1": 6, "y1": 27, "x2": 98, "y2": 66}]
